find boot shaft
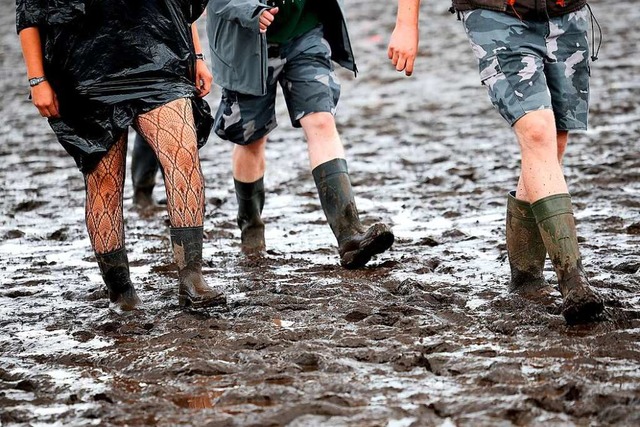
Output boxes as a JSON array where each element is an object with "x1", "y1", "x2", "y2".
[
  {"x1": 234, "y1": 178, "x2": 265, "y2": 230},
  {"x1": 506, "y1": 191, "x2": 547, "y2": 289},
  {"x1": 531, "y1": 194, "x2": 582, "y2": 285},
  {"x1": 95, "y1": 247, "x2": 133, "y2": 300},
  {"x1": 170, "y1": 226, "x2": 204, "y2": 270},
  {"x1": 312, "y1": 158, "x2": 363, "y2": 243}
]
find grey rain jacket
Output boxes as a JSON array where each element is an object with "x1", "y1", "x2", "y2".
[{"x1": 206, "y1": 0, "x2": 357, "y2": 96}]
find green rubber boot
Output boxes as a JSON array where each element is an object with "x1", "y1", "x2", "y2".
[
  {"x1": 531, "y1": 194, "x2": 604, "y2": 324},
  {"x1": 506, "y1": 191, "x2": 553, "y2": 298},
  {"x1": 313, "y1": 158, "x2": 394, "y2": 269}
]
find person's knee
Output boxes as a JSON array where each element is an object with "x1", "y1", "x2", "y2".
[
  {"x1": 301, "y1": 112, "x2": 337, "y2": 137},
  {"x1": 515, "y1": 112, "x2": 557, "y2": 153},
  {"x1": 235, "y1": 136, "x2": 267, "y2": 157}
]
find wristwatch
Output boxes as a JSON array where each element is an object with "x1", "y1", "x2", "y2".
[
  {"x1": 195, "y1": 53, "x2": 205, "y2": 61},
  {"x1": 29, "y1": 76, "x2": 47, "y2": 87}
]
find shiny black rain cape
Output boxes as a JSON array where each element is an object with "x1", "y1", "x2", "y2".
[{"x1": 16, "y1": 0, "x2": 213, "y2": 172}]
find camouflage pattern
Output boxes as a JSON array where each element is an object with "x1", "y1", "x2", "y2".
[
  {"x1": 214, "y1": 26, "x2": 341, "y2": 145},
  {"x1": 462, "y1": 7, "x2": 590, "y2": 130}
]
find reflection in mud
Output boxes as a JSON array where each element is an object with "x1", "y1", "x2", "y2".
[{"x1": 1, "y1": 0, "x2": 639, "y2": 425}]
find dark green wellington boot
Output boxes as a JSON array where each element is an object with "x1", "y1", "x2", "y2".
[
  {"x1": 95, "y1": 248, "x2": 141, "y2": 311},
  {"x1": 234, "y1": 178, "x2": 266, "y2": 254},
  {"x1": 531, "y1": 194, "x2": 604, "y2": 324},
  {"x1": 170, "y1": 226, "x2": 226, "y2": 308},
  {"x1": 506, "y1": 191, "x2": 554, "y2": 298},
  {"x1": 313, "y1": 158, "x2": 394, "y2": 269}
]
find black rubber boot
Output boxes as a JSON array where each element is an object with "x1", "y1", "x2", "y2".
[
  {"x1": 234, "y1": 178, "x2": 266, "y2": 254},
  {"x1": 531, "y1": 194, "x2": 604, "y2": 324},
  {"x1": 95, "y1": 248, "x2": 141, "y2": 311},
  {"x1": 170, "y1": 226, "x2": 226, "y2": 308},
  {"x1": 312, "y1": 158, "x2": 394, "y2": 269},
  {"x1": 131, "y1": 133, "x2": 161, "y2": 209},
  {"x1": 506, "y1": 191, "x2": 554, "y2": 300}
]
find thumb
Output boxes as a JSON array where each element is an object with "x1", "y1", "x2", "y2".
[{"x1": 270, "y1": 7, "x2": 279, "y2": 14}]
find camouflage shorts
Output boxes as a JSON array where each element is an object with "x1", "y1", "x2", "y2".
[
  {"x1": 214, "y1": 26, "x2": 341, "y2": 145},
  {"x1": 462, "y1": 7, "x2": 590, "y2": 130}
]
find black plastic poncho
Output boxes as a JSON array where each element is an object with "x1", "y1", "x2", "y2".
[{"x1": 16, "y1": 0, "x2": 213, "y2": 172}]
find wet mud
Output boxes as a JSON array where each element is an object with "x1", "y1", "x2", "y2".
[{"x1": 1, "y1": 1, "x2": 639, "y2": 425}]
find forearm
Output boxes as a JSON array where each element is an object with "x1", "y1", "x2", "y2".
[
  {"x1": 396, "y1": 0, "x2": 421, "y2": 26},
  {"x1": 19, "y1": 27, "x2": 45, "y2": 78},
  {"x1": 191, "y1": 23, "x2": 203, "y2": 55}
]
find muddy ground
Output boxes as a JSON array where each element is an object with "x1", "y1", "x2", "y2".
[{"x1": 1, "y1": 1, "x2": 639, "y2": 426}]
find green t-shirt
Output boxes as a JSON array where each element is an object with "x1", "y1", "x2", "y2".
[{"x1": 265, "y1": 0, "x2": 320, "y2": 44}]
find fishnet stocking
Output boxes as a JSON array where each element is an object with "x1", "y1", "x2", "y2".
[
  {"x1": 85, "y1": 133, "x2": 127, "y2": 254},
  {"x1": 134, "y1": 98, "x2": 205, "y2": 227}
]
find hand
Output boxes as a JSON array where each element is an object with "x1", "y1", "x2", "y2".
[
  {"x1": 387, "y1": 23, "x2": 419, "y2": 76},
  {"x1": 31, "y1": 81, "x2": 60, "y2": 118},
  {"x1": 194, "y1": 59, "x2": 213, "y2": 97},
  {"x1": 259, "y1": 7, "x2": 279, "y2": 33}
]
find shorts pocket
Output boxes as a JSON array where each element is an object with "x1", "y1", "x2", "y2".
[{"x1": 479, "y1": 55, "x2": 503, "y2": 88}]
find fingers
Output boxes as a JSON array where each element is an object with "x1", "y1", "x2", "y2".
[
  {"x1": 395, "y1": 55, "x2": 407, "y2": 73},
  {"x1": 392, "y1": 50, "x2": 400, "y2": 67},
  {"x1": 388, "y1": 45, "x2": 416, "y2": 76},
  {"x1": 404, "y1": 57, "x2": 415, "y2": 77},
  {"x1": 259, "y1": 7, "x2": 278, "y2": 33},
  {"x1": 31, "y1": 83, "x2": 61, "y2": 118},
  {"x1": 50, "y1": 93, "x2": 61, "y2": 118},
  {"x1": 197, "y1": 76, "x2": 211, "y2": 97}
]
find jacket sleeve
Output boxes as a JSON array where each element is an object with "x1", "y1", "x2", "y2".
[
  {"x1": 208, "y1": 0, "x2": 270, "y2": 32},
  {"x1": 16, "y1": 0, "x2": 46, "y2": 33}
]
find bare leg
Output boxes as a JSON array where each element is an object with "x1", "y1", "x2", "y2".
[
  {"x1": 514, "y1": 110, "x2": 568, "y2": 203},
  {"x1": 302, "y1": 112, "x2": 393, "y2": 269},
  {"x1": 232, "y1": 136, "x2": 267, "y2": 182},
  {"x1": 300, "y1": 112, "x2": 345, "y2": 170},
  {"x1": 513, "y1": 110, "x2": 602, "y2": 323}
]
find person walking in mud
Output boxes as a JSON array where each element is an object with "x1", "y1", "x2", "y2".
[
  {"x1": 388, "y1": 0, "x2": 605, "y2": 323},
  {"x1": 17, "y1": 0, "x2": 225, "y2": 310},
  {"x1": 130, "y1": 20, "x2": 212, "y2": 211},
  {"x1": 206, "y1": 0, "x2": 395, "y2": 269}
]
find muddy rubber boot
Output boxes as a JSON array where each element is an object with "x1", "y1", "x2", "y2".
[
  {"x1": 506, "y1": 191, "x2": 554, "y2": 300},
  {"x1": 170, "y1": 226, "x2": 226, "y2": 308},
  {"x1": 531, "y1": 194, "x2": 604, "y2": 324},
  {"x1": 131, "y1": 133, "x2": 160, "y2": 209},
  {"x1": 234, "y1": 178, "x2": 266, "y2": 254},
  {"x1": 312, "y1": 158, "x2": 394, "y2": 269},
  {"x1": 95, "y1": 248, "x2": 141, "y2": 311},
  {"x1": 132, "y1": 187, "x2": 155, "y2": 209}
]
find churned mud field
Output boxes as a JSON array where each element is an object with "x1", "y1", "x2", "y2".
[{"x1": 1, "y1": 1, "x2": 639, "y2": 426}]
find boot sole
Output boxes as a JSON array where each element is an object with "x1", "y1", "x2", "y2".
[
  {"x1": 341, "y1": 225, "x2": 395, "y2": 270},
  {"x1": 179, "y1": 292, "x2": 227, "y2": 309}
]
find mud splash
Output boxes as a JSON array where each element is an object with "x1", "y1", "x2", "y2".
[{"x1": 1, "y1": 0, "x2": 639, "y2": 425}]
